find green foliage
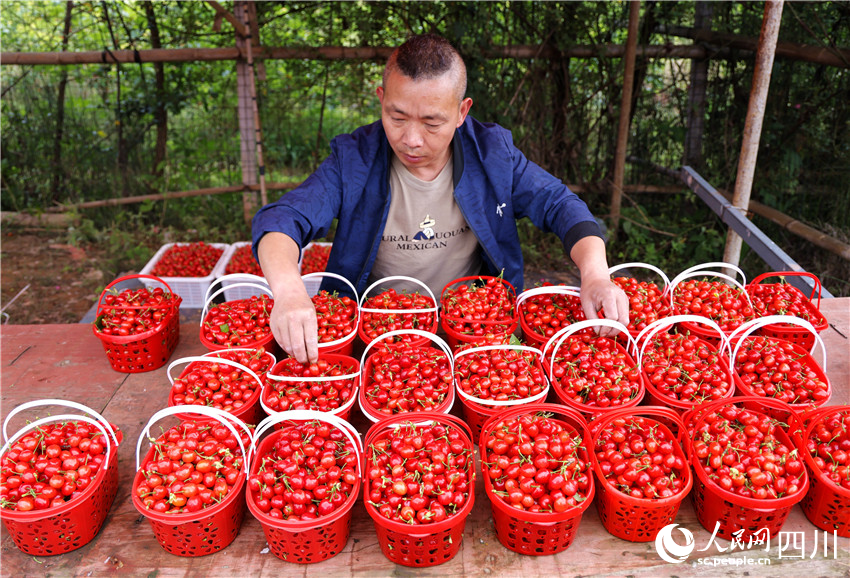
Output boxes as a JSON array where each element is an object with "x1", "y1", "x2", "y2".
[
  {"x1": 1, "y1": 1, "x2": 848, "y2": 296},
  {"x1": 611, "y1": 192, "x2": 727, "y2": 276}
]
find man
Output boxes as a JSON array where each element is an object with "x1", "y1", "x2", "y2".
[{"x1": 253, "y1": 34, "x2": 628, "y2": 364}]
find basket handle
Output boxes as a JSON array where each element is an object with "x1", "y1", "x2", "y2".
[
  {"x1": 97, "y1": 273, "x2": 176, "y2": 312},
  {"x1": 358, "y1": 275, "x2": 438, "y2": 314},
  {"x1": 203, "y1": 273, "x2": 269, "y2": 309},
  {"x1": 672, "y1": 262, "x2": 747, "y2": 287},
  {"x1": 358, "y1": 329, "x2": 455, "y2": 421},
  {"x1": 442, "y1": 275, "x2": 518, "y2": 303},
  {"x1": 748, "y1": 271, "x2": 823, "y2": 307},
  {"x1": 800, "y1": 405, "x2": 850, "y2": 439},
  {"x1": 3, "y1": 399, "x2": 119, "y2": 447},
  {"x1": 589, "y1": 405, "x2": 684, "y2": 442},
  {"x1": 1, "y1": 414, "x2": 114, "y2": 467},
  {"x1": 543, "y1": 319, "x2": 634, "y2": 382},
  {"x1": 668, "y1": 270, "x2": 753, "y2": 313},
  {"x1": 301, "y1": 272, "x2": 361, "y2": 348},
  {"x1": 253, "y1": 410, "x2": 363, "y2": 475},
  {"x1": 198, "y1": 347, "x2": 277, "y2": 367},
  {"x1": 453, "y1": 344, "x2": 550, "y2": 407},
  {"x1": 201, "y1": 282, "x2": 274, "y2": 326},
  {"x1": 608, "y1": 262, "x2": 671, "y2": 294},
  {"x1": 363, "y1": 411, "x2": 473, "y2": 457},
  {"x1": 728, "y1": 315, "x2": 826, "y2": 371},
  {"x1": 135, "y1": 406, "x2": 253, "y2": 474},
  {"x1": 359, "y1": 329, "x2": 453, "y2": 377},
  {"x1": 477, "y1": 402, "x2": 591, "y2": 454},
  {"x1": 515, "y1": 285, "x2": 581, "y2": 315},
  {"x1": 688, "y1": 396, "x2": 807, "y2": 453},
  {"x1": 266, "y1": 358, "x2": 360, "y2": 383},
  {"x1": 166, "y1": 355, "x2": 263, "y2": 390},
  {"x1": 635, "y1": 314, "x2": 732, "y2": 371}
]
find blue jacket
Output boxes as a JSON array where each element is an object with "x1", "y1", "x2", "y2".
[{"x1": 252, "y1": 116, "x2": 602, "y2": 296}]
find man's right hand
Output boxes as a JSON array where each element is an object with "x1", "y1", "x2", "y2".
[
  {"x1": 269, "y1": 288, "x2": 319, "y2": 364},
  {"x1": 258, "y1": 232, "x2": 320, "y2": 364}
]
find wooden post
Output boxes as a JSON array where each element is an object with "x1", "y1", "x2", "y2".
[
  {"x1": 241, "y1": 2, "x2": 268, "y2": 209},
  {"x1": 723, "y1": 0, "x2": 784, "y2": 268},
  {"x1": 610, "y1": 0, "x2": 641, "y2": 238},
  {"x1": 234, "y1": 1, "x2": 257, "y2": 224}
]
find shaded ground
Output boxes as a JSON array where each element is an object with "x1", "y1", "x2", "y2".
[
  {"x1": 1, "y1": 229, "x2": 111, "y2": 324},
  {"x1": 0, "y1": 228, "x2": 580, "y2": 325}
]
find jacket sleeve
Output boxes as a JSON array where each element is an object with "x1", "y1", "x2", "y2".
[
  {"x1": 251, "y1": 144, "x2": 345, "y2": 261},
  {"x1": 503, "y1": 129, "x2": 604, "y2": 254}
]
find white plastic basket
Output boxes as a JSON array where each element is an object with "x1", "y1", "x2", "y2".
[
  {"x1": 139, "y1": 242, "x2": 231, "y2": 309},
  {"x1": 217, "y1": 242, "x2": 269, "y2": 301},
  {"x1": 299, "y1": 242, "x2": 333, "y2": 296}
]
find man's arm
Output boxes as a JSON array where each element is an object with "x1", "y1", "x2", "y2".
[
  {"x1": 257, "y1": 232, "x2": 319, "y2": 364},
  {"x1": 570, "y1": 235, "x2": 629, "y2": 336}
]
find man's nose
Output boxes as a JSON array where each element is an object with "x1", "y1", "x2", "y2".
[{"x1": 402, "y1": 125, "x2": 424, "y2": 148}]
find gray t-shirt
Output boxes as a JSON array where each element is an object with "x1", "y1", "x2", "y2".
[{"x1": 368, "y1": 153, "x2": 482, "y2": 300}]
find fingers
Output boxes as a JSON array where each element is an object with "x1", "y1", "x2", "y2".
[
  {"x1": 271, "y1": 300, "x2": 319, "y2": 364},
  {"x1": 580, "y1": 278, "x2": 630, "y2": 338}
]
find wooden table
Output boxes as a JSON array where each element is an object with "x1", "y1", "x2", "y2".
[{"x1": 1, "y1": 299, "x2": 848, "y2": 577}]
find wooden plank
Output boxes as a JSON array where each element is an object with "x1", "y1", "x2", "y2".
[{"x1": 2, "y1": 301, "x2": 850, "y2": 575}]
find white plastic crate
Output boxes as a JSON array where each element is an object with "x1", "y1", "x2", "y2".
[
  {"x1": 299, "y1": 242, "x2": 333, "y2": 297},
  {"x1": 217, "y1": 242, "x2": 269, "y2": 301},
  {"x1": 139, "y1": 242, "x2": 231, "y2": 309}
]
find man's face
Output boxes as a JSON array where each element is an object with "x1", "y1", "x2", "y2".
[{"x1": 377, "y1": 69, "x2": 472, "y2": 181}]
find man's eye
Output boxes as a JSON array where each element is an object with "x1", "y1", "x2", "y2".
[{"x1": 426, "y1": 124, "x2": 441, "y2": 129}]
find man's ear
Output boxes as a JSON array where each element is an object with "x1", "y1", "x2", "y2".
[
  {"x1": 457, "y1": 97, "x2": 473, "y2": 127},
  {"x1": 376, "y1": 85, "x2": 384, "y2": 105}
]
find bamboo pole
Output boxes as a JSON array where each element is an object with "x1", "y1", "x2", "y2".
[
  {"x1": 716, "y1": 190, "x2": 850, "y2": 261},
  {"x1": 662, "y1": 25, "x2": 850, "y2": 68},
  {"x1": 610, "y1": 0, "x2": 641, "y2": 238},
  {"x1": 723, "y1": 0, "x2": 784, "y2": 269},
  {"x1": 1, "y1": 42, "x2": 814, "y2": 66},
  {"x1": 44, "y1": 182, "x2": 301, "y2": 212}
]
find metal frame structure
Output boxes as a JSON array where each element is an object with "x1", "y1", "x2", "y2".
[{"x1": 681, "y1": 166, "x2": 834, "y2": 298}]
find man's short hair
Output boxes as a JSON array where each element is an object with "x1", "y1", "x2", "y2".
[{"x1": 383, "y1": 33, "x2": 467, "y2": 102}]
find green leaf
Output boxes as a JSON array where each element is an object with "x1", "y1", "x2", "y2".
[{"x1": 219, "y1": 324, "x2": 230, "y2": 333}]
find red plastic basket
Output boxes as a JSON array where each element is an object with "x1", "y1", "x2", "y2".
[
  {"x1": 0, "y1": 401, "x2": 122, "y2": 556},
  {"x1": 357, "y1": 275, "x2": 438, "y2": 349},
  {"x1": 589, "y1": 407, "x2": 692, "y2": 542},
  {"x1": 453, "y1": 344, "x2": 549, "y2": 441},
  {"x1": 364, "y1": 412, "x2": 475, "y2": 566},
  {"x1": 728, "y1": 317, "x2": 831, "y2": 415},
  {"x1": 544, "y1": 320, "x2": 645, "y2": 420},
  {"x1": 516, "y1": 285, "x2": 583, "y2": 350},
  {"x1": 262, "y1": 353, "x2": 360, "y2": 423},
  {"x1": 479, "y1": 403, "x2": 595, "y2": 556},
  {"x1": 301, "y1": 272, "x2": 361, "y2": 355},
  {"x1": 132, "y1": 407, "x2": 252, "y2": 556},
  {"x1": 636, "y1": 315, "x2": 736, "y2": 414},
  {"x1": 167, "y1": 349, "x2": 275, "y2": 426},
  {"x1": 358, "y1": 330, "x2": 455, "y2": 423},
  {"x1": 247, "y1": 411, "x2": 363, "y2": 563},
  {"x1": 93, "y1": 274, "x2": 181, "y2": 373},
  {"x1": 668, "y1": 265, "x2": 754, "y2": 345},
  {"x1": 799, "y1": 406, "x2": 850, "y2": 537},
  {"x1": 608, "y1": 262, "x2": 673, "y2": 343},
  {"x1": 684, "y1": 397, "x2": 809, "y2": 541},
  {"x1": 441, "y1": 276, "x2": 518, "y2": 352},
  {"x1": 747, "y1": 272, "x2": 829, "y2": 350}
]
